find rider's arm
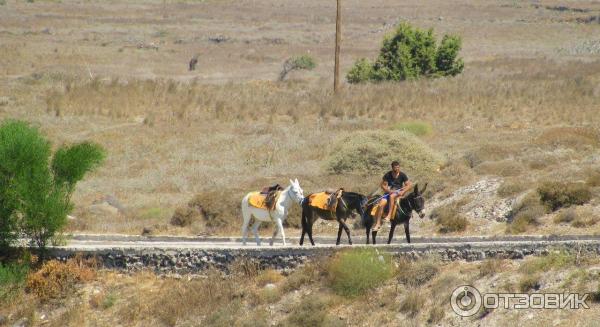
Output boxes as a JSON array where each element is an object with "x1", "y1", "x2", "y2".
[
  {"x1": 381, "y1": 179, "x2": 391, "y2": 193},
  {"x1": 400, "y1": 180, "x2": 412, "y2": 196}
]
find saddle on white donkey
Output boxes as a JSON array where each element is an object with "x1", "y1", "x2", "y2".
[{"x1": 241, "y1": 179, "x2": 304, "y2": 246}]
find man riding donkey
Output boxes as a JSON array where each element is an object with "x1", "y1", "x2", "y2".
[{"x1": 372, "y1": 161, "x2": 412, "y2": 231}]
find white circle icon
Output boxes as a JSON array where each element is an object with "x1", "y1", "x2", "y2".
[{"x1": 451, "y1": 285, "x2": 482, "y2": 317}]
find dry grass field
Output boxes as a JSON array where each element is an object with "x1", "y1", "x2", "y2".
[{"x1": 1, "y1": 0, "x2": 600, "y2": 238}]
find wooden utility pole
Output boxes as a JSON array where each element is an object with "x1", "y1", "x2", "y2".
[{"x1": 334, "y1": 0, "x2": 341, "y2": 93}]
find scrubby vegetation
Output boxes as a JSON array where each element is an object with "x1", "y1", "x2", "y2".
[
  {"x1": 390, "y1": 121, "x2": 433, "y2": 137},
  {"x1": 26, "y1": 257, "x2": 96, "y2": 301},
  {"x1": 326, "y1": 130, "x2": 442, "y2": 176},
  {"x1": 279, "y1": 55, "x2": 317, "y2": 81},
  {"x1": 396, "y1": 256, "x2": 439, "y2": 287},
  {"x1": 537, "y1": 181, "x2": 592, "y2": 211},
  {"x1": 327, "y1": 248, "x2": 395, "y2": 297},
  {"x1": 431, "y1": 202, "x2": 468, "y2": 233},
  {"x1": 347, "y1": 23, "x2": 464, "y2": 83},
  {"x1": 0, "y1": 261, "x2": 30, "y2": 303},
  {"x1": 506, "y1": 192, "x2": 547, "y2": 234},
  {"x1": 3, "y1": 250, "x2": 599, "y2": 326}
]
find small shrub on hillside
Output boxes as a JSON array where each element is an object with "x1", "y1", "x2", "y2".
[
  {"x1": 26, "y1": 258, "x2": 95, "y2": 301},
  {"x1": 554, "y1": 207, "x2": 577, "y2": 224},
  {"x1": 257, "y1": 286, "x2": 281, "y2": 304},
  {"x1": 586, "y1": 169, "x2": 600, "y2": 187},
  {"x1": 204, "y1": 299, "x2": 244, "y2": 327},
  {"x1": 535, "y1": 127, "x2": 600, "y2": 150},
  {"x1": 537, "y1": 181, "x2": 592, "y2": 211},
  {"x1": 506, "y1": 192, "x2": 546, "y2": 234},
  {"x1": 327, "y1": 248, "x2": 395, "y2": 297},
  {"x1": 497, "y1": 179, "x2": 528, "y2": 197},
  {"x1": 390, "y1": 121, "x2": 433, "y2": 137},
  {"x1": 347, "y1": 23, "x2": 463, "y2": 83},
  {"x1": 285, "y1": 294, "x2": 340, "y2": 327},
  {"x1": 479, "y1": 258, "x2": 505, "y2": 277},
  {"x1": 506, "y1": 207, "x2": 543, "y2": 234},
  {"x1": 396, "y1": 257, "x2": 439, "y2": 287},
  {"x1": 173, "y1": 191, "x2": 241, "y2": 228},
  {"x1": 431, "y1": 203, "x2": 468, "y2": 233},
  {"x1": 282, "y1": 263, "x2": 322, "y2": 292},
  {"x1": 279, "y1": 55, "x2": 317, "y2": 81},
  {"x1": 474, "y1": 160, "x2": 524, "y2": 177},
  {"x1": 326, "y1": 130, "x2": 442, "y2": 176},
  {"x1": 591, "y1": 285, "x2": 600, "y2": 303},
  {"x1": 571, "y1": 208, "x2": 599, "y2": 228},
  {"x1": 170, "y1": 206, "x2": 199, "y2": 227},
  {"x1": 519, "y1": 251, "x2": 575, "y2": 275},
  {"x1": 255, "y1": 269, "x2": 284, "y2": 287},
  {"x1": 427, "y1": 306, "x2": 445, "y2": 324},
  {"x1": 400, "y1": 291, "x2": 426, "y2": 317},
  {"x1": 518, "y1": 274, "x2": 541, "y2": 292},
  {"x1": 463, "y1": 144, "x2": 513, "y2": 168}
]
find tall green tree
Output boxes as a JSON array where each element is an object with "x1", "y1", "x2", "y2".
[{"x1": 0, "y1": 120, "x2": 105, "y2": 254}]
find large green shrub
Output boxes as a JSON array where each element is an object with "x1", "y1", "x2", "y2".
[
  {"x1": 0, "y1": 120, "x2": 105, "y2": 253},
  {"x1": 326, "y1": 130, "x2": 442, "y2": 177},
  {"x1": 347, "y1": 23, "x2": 464, "y2": 83},
  {"x1": 327, "y1": 248, "x2": 394, "y2": 297}
]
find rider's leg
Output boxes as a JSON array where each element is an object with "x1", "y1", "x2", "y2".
[
  {"x1": 373, "y1": 198, "x2": 387, "y2": 231},
  {"x1": 384, "y1": 190, "x2": 400, "y2": 221}
]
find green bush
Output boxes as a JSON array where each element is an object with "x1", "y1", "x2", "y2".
[
  {"x1": 0, "y1": 120, "x2": 105, "y2": 253},
  {"x1": 519, "y1": 251, "x2": 575, "y2": 274},
  {"x1": 390, "y1": 121, "x2": 433, "y2": 137},
  {"x1": 327, "y1": 248, "x2": 394, "y2": 297},
  {"x1": 326, "y1": 130, "x2": 442, "y2": 176},
  {"x1": 279, "y1": 55, "x2": 317, "y2": 81},
  {"x1": 0, "y1": 261, "x2": 29, "y2": 303},
  {"x1": 346, "y1": 58, "x2": 373, "y2": 84},
  {"x1": 346, "y1": 22, "x2": 463, "y2": 83},
  {"x1": 537, "y1": 181, "x2": 592, "y2": 211}
]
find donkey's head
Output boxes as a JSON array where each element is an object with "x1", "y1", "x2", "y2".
[
  {"x1": 288, "y1": 178, "x2": 305, "y2": 204},
  {"x1": 411, "y1": 183, "x2": 427, "y2": 218}
]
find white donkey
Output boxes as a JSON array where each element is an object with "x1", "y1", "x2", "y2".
[{"x1": 241, "y1": 179, "x2": 304, "y2": 246}]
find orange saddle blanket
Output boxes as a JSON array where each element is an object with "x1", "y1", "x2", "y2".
[
  {"x1": 248, "y1": 192, "x2": 269, "y2": 210},
  {"x1": 308, "y1": 192, "x2": 332, "y2": 211}
]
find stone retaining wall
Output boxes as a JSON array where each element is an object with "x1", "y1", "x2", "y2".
[{"x1": 47, "y1": 241, "x2": 600, "y2": 274}]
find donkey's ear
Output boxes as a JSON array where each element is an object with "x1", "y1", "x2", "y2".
[
  {"x1": 413, "y1": 183, "x2": 419, "y2": 194},
  {"x1": 294, "y1": 178, "x2": 299, "y2": 186},
  {"x1": 289, "y1": 179, "x2": 294, "y2": 186},
  {"x1": 421, "y1": 183, "x2": 428, "y2": 194}
]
